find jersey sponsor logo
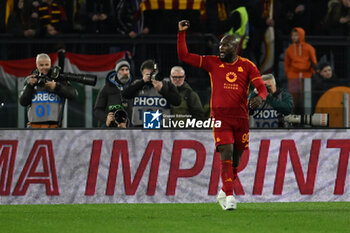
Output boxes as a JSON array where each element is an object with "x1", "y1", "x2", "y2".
[
  {"x1": 225, "y1": 72, "x2": 237, "y2": 83},
  {"x1": 134, "y1": 96, "x2": 169, "y2": 108},
  {"x1": 32, "y1": 92, "x2": 62, "y2": 103},
  {"x1": 224, "y1": 83, "x2": 238, "y2": 90}
]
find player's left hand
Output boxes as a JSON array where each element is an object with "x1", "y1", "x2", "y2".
[
  {"x1": 249, "y1": 96, "x2": 263, "y2": 109},
  {"x1": 178, "y1": 20, "x2": 190, "y2": 31}
]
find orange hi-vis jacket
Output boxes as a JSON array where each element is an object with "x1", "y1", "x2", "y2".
[{"x1": 284, "y1": 27, "x2": 317, "y2": 79}]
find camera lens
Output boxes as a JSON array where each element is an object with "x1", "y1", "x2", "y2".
[
  {"x1": 114, "y1": 109, "x2": 127, "y2": 124},
  {"x1": 37, "y1": 77, "x2": 46, "y2": 87}
]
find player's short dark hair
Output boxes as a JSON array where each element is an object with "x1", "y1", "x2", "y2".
[{"x1": 140, "y1": 59, "x2": 155, "y2": 73}]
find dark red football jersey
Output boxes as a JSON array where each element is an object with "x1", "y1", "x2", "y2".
[{"x1": 178, "y1": 31, "x2": 267, "y2": 119}]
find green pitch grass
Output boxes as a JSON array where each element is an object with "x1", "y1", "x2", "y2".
[{"x1": 0, "y1": 202, "x2": 349, "y2": 233}]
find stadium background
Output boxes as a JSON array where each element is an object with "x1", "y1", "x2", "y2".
[
  {"x1": 1, "y1": 34, "x2": 349, "y2": 128},
  {"x1": 0, "y1": 1, "x2": 349, "y2": 232}
]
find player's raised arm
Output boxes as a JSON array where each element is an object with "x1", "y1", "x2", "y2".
[{"x1": 177, "y1": 20, "x2": 202, "y2": 68}]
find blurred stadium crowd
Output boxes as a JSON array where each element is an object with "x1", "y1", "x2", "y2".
[{"x1": 1, "y1": 1, "x2": 349, "y2": 38}]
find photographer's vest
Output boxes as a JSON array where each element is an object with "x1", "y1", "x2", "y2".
[
  {"x1": 251, "y1": 92, "x2": 283, "y2": 128},
  {"x1": 131, "y1": 87, "x2": 171, "y2": 126},
  {"x1": 28, "y1": 90, "x2": 64, "y2": 123},
  {"x1": 228, "y1": 6, "x2": 249, "y2": 50}
]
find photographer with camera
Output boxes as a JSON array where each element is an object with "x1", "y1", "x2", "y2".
[
  {"x1": 94, "y1": 59, "x2": 133, "y2": 127},
  {"x1": 19, "y1": 53, "x2": 78, "y2": 128},
  {"x1": 249, "y1": 74, "x2": 294, "y2": 128},
  {"x1": 122, "y1": 59, "x2": 181, "y2": 127},
  {"x1": 169, "y1": 66, "x2": 205, "y2": 122},
  {"x1": 105, "y1": 105, "x2": 128, "y2": 128}
]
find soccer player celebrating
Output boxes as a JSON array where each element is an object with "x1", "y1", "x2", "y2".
[{"x1": 177, "y1": 20, "x2": 267, "y2": 210}]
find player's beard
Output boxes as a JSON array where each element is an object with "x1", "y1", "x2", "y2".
[{"x1": 219, "y1": 53, "x2": 234, "y2": 63}]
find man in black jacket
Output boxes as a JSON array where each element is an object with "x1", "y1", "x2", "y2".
[
  {"x1": 19, "y1": 53, "x2": 77, "y2": 128},
  {"x1": 249, "y1": 74, "x2": 294, "y2": 128},
  {"x1": 169, "y1": 66, "x2": 205, "y2": 122},
  {"x1": 312, "y1": 62, "x2": 342, "y2": 105},
  {"x1": 122, "y1": 59, "x2": 181, "y2": 127},
  {"x1": 94, "y1": 59, "x2": 133, "y2": 127}
]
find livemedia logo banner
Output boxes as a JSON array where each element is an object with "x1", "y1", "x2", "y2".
[
  {"x1": 143, "y1": 110, "x2": 162, "y2": 129},
  {"x1": 143, "y1": 110, "x2": 221, "y2": 129}
]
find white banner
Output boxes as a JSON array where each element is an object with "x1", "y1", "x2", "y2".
[{"x1": 0, "y1": 129, "x2": 349, "y2": 204}]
